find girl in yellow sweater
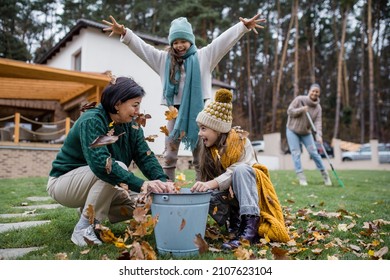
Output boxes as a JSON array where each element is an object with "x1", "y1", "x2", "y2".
[{"x1": 190, "y1": 88, "x2": 289, "y2": 249}]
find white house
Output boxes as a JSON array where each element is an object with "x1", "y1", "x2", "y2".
[{"x1": 38, "y1": 19, "x2": 234, "y2": 156}]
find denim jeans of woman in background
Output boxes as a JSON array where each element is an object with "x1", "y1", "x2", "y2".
[{"x1": 286, "y1": 128, "x2": 331, "y2": 186}]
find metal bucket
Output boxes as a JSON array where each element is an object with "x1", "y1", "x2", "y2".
[{"x1": 151, "y1": 188, "x2": 211, "y2": 257}]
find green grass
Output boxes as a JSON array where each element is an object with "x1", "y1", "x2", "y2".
[{"x1": 0, "y1": 170, "x2": 389, "y2": 260}]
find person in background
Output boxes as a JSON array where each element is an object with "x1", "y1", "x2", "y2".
[
  {"x1": 190, "y1": 88, "x2": 290, "y2": 250},
  {"x1": 47, "y1": 77, "x2": 175, "y2": 246},
  {"x1": 286, "y1": 83, "x2": 332, "y2": 186},
  {"x1": 102, "y1": 14, "x2": 266, "y2": 181}
]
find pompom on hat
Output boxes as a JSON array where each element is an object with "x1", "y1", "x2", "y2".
[
  {"x1": 196, "y1": 88, "x2": 233, "y2": 133},
  {"x1": 168, "y1": 17, "x2": 195, "y2": 45}
]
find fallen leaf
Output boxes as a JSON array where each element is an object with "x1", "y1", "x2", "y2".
[
  {"x1": 193, "y1": 233, "x2": 209, "y2": 254},
  {"x1": 350, "y1": 244, "x2": 361, "y2": 252},
  {"x1": 338, "y1": 224, "x2": 348, "y2": 232},
  {"x1": 311, "y1": 248, "x2": 323, "y2": 255},
  {"x1": 55, "y1": 253, "x2": 68, "y2": 260},
  {"x1": 141, "y1": 241, "x2": 157, "y2": 260},
  {"x1": 373, "y1": 246, "x2": 388, "y2": 259},
  {"x1": 271, "y1": 246, "x2": 290, "y2": 260},
  {"x1": 234, "y1": 247, "x2": 254, "y2": 260}
]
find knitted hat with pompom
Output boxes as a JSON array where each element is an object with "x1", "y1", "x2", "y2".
[
  {"x1": 168, "y1": 17, "x2": 195, "y2": 45},
  {"x1": 196, "y1": 88, "x2": 233, "y2": 133}
]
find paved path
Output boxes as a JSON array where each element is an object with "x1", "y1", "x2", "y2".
[{"x1": 0, "y1": 196, "x2": 62, "y2": 260}]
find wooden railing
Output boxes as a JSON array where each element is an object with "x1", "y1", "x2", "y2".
[{"x1": 0, "y1": 113, "x2": 74, "y2": 144}]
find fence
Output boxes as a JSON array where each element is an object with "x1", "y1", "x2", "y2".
[{"x1": 0, "y1": 113, "x2": 74, "y2": 143}]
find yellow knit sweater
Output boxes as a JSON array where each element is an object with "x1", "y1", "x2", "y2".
[{"x1": 212, "y1": 128, "x2": 290, "y2": 243}]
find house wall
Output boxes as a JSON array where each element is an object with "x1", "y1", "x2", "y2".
[
  {"x1": 0, "y1": 143, "x2": 192, "y2": 179},
  {"x1": 45, "y1": 27, "x2": 195, "y2": 156}
]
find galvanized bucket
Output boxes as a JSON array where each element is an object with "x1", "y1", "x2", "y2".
[{"x1": 151, "y1": 188, "x2": 211, "y2": 257}]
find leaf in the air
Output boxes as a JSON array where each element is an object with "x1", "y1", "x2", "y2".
[
  {"x1": 86, "y1": 204, "x2": 95, "y2": 225},
  {"x1": 175, "y1": 173, "x2": 186, "y2": 181},
  {"x1": 89, "y1": 132, "x2": 125, "y2": 148},
  {"x1": 80, "y1": 101, "x2": 97, "y2": 112},
  {"x1": 145, "y1": 134, "x2": 158, "y2": 142},
  {"x1": 160, "y1": 126, "x2": 170, "y2": 136},
  {"x1": 105, "y1": 154, "x2": 112, "y2": 174},
  {"x1": 165, "y1": 107, "x2": 178, "y2": 120},
  {"x1": 134, "y1": 113, "x2": 151, "y2": 127}
]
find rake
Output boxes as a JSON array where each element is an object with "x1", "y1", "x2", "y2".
[{"x1": 302, "y1": 102, "x2": 345, "y2": 187}]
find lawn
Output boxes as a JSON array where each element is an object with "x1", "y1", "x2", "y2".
[{"x1": 0, "y1": 169, "x2": 389, "y2": 260}]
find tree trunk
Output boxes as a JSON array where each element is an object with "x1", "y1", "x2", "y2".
[
  {"x1": 343, "y1": 61, "x2": 349, "y2": 107},
  {"x1": 367, "y1": 0, "x2": 375, "y2": 139},
  {"x1": 293, "y1": 0, "x2": 299, "y2": 97},
  {"x1": 359, "y1": 20, "x2": 365, "y2": 144},
  {"x1": 246, "y1": 37, "x2": 253, "y2": 134},
  {"x1": 271, "y1": 0, "x2": 296, "y2": 132},
  {"x1": 271, "y1": 0, "x2": 280, "y2": 134},
  {"x1": 333, "y1": 6, "x2": 348, "y2": 139}
]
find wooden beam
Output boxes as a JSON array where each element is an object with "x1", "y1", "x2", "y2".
[{"x1": 0, "y1": 58, "x2": 110, "y2": 86}]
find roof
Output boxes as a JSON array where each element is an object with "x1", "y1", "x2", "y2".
[
  {"x1": 37, "y1": 19, "x2": 169, "y2": 64},
  {"x1": 0, "y1": 58, "x2": 110, "y2": 104}
]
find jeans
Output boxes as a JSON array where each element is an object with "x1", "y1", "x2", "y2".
[
  {"x1": 286, "y1": 128, "x2": 325, "y2": 173},
  {"x1": 162, "y1": 117, "x2": 201, "y2": 181},
  {"x1": 209, "y1": 164, "x2": 260, "y2": 226}
]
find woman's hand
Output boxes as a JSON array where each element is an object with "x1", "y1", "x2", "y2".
[
  {"x1": 142, "y1": 180, "x2": 176, "y2": 194},
  {"x1": 239, "y1": 14, "x2": 266, "y2": 34},
  {"x1": 102, "y1": 15, "x2": 126, "y2": 37}
]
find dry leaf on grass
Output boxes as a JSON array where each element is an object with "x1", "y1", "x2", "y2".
[{"x1": 194, "y1": 233, "x2": 209, "y2": 254}]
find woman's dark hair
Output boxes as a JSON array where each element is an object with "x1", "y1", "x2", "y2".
[{"x1": 101, "y1": 77, "x2": 145, "y2": 114}]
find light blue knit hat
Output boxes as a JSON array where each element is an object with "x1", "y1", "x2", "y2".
[{"x1": 168, "y1": 17, "x2": 195, "y2": 45}]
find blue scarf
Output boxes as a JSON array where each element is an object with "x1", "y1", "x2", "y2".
[{"x1": 163, "y1": 45, "x2": 203, "y2": 151}]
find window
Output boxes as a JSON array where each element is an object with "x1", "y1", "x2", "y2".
[{"x1": 73, "y1": 49, "x2": 82, "y2": 71}]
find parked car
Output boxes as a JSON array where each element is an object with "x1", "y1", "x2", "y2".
[
  {"x1": 316, "y1": 141, "x2": 334, "y2": 158},
  {"x1": 251, "y1": 140, "x2": 265, "y2": 152},
  {"x1": 341, "y1": 143, "x2": 390, "y2": 163}
]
